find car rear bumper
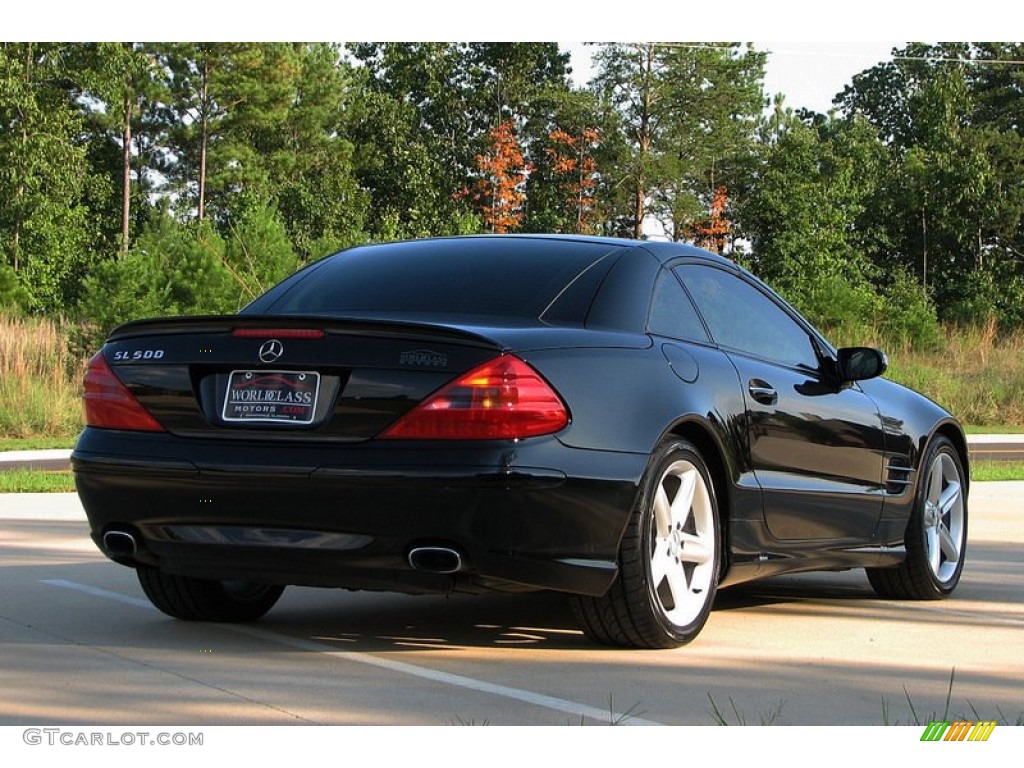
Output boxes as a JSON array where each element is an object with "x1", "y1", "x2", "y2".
[{"x1": 72, "y1": 428, "x2": 646, "y2": 597}]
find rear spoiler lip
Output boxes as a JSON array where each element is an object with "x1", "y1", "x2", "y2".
[{"x1": 105, "y1": 314, "x2": 507, "y2": 350}]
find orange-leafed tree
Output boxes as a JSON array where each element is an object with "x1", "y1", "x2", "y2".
[
  {"x1": 546, "y1": 127, "x2": 600, "y2": 234},
  {"x1": 466, "y1": 121, "x2": 532, "y2": 233},
  {"x1": 691, "y1": 186, "x2": 732, "y2": 254}
]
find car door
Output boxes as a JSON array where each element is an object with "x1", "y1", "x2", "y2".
[{"x1": 676, "y1": 264, "x2": 887, "y2": 542}]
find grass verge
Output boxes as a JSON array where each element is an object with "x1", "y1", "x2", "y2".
[
  {"x1": 964, "y1": 424, "x2": 1024, "y2": 434},
  {"x1": 970, "y1": 461, "x2": 1024, "y2": 482},
  {"x1": 0, "y1": 470, "x2": 76, "y2": 493},
  {"x1": 0, "y1": 437, "x2": 77, "y2": 452}
]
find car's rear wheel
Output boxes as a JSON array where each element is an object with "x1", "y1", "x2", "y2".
[
  {"x1": 572, "y1": 439, "x2": 721, "y2": 648},
  {"x1": 136, "y1": 567, "x2": 285, "y2": 622},
  {"x1": 867, "y1": 435, "x2": 967, "y2": 599}
]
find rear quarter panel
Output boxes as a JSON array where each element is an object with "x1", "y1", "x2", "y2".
[{"x1": 521, "y1": 341, "x2": 750, "y2": 484}]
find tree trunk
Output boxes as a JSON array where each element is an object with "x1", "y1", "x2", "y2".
[
  {"x1": 198, "y1": 60, "x2": 209, "y2": 222},
  {"x1": 633, "y1": 45, "x2": 654, "y2": 240},
  {"x1": 121, "y1": 89, "x2": 132, "y2": 256},
  {"x1": 921, "y1": 204, "x2": 928, "y2": 288},
  {"x1": 12, "y1": 44, "x2": 33, "y2": 271}
]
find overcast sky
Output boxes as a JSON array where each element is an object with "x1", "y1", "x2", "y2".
[{"x1": 756, "y1": 42, "x2": 901, "y2": 113}]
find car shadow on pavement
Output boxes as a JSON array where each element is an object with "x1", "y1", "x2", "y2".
[{"x1": 260, "y1": 589, "x2": 595, "y2": 652}]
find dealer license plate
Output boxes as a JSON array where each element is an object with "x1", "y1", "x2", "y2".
[{"x1": 222, "y1": 370, "x2": 320, "y2": 425}]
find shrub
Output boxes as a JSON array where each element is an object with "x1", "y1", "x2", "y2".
[
  {"x1": 0, "y1": 264, "x2": 30, "y2": 314},
  {"x1": 76, "y1": 218, "x2": 237, "y2": 350},
  {"x1": 877, "y1": 269, "x2": 942, "y2": 351},
  {"x1": 222, "y1": 204, "x2": 300, "y2": 305}
]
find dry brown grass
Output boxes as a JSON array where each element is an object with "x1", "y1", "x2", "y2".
[
  {"x1": 0, "y1": 315, "x2": 84, "y2": 438},
  {"x1": 885, "y1": 321, "x2": 1024, "y2": 427}
]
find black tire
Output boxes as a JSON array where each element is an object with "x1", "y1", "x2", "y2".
[
  {"x1": 137, "y1": 567, "x2": 285, "y2": 622},
  {"x1": 867, "y1": 435, "x2": 968, "y2": 600},
  {"x1": 571, "y1": 439, "x2": 721, "y2": 648}
]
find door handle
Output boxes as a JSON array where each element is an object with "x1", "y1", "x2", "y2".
[{"x1": 748, "y1": 379, "x2": 778, "y2": 405}]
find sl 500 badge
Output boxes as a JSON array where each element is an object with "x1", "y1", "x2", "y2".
[{"x1": 112, "y1": 349, "x2": 165, "y2": 361}]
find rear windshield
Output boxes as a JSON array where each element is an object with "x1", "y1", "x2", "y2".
[{"x1": 254, "y1": 238, "x2": 615, "y2": 321}]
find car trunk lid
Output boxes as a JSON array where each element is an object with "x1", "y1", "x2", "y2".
[{"x1": 100, "y1": 315, "x2": 507, "y2": 441}]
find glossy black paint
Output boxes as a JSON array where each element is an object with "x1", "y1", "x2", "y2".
[{"x1": 73, "y1": 234, "x2": 968, "y2": 599}]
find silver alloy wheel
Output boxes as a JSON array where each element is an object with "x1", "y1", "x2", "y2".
[
  {"x1": 649, "y1": 459, "x2": 717, "y2": 627},
  {"x1": 922, "y1": 451, "x2": 965, "y2": 585}
]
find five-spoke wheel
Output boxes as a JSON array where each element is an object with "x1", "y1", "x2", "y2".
[
  {"x1": 867, "y1": 435, "x2": 967, "y2": 599},
  {"x1": 921, "y1": 450, "x2": 966, "y2": 585},
  {"x1": 572, "y1": 439, "x2": 721, "y2": 648},
  {"x1": 647, "y1": 457, "x2": 718, "y2": 629}
]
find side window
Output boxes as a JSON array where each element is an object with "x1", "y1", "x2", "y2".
[
  {"x1": 648, "y1": 271, "x2": 711, "y2": 343},
  {"x1": 677, "y1": 265, "x2": 819, "y2": 369}
]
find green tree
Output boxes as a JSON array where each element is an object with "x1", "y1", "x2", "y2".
[
  {"x1": 738, "y1": 111, "x2": 885, "y2": 330},
  {"x1": 465, "y1": 43, "x2": 571, "y2": 130},
  {"x1": 654, "y1": 43, "x2": 765, "y2": 242},
  {"x1": 233, "y1": 44, "x2": 368, "y2": 259},
  {"x1": 161, "y1": 43, "x2": 296, "y2": 224},
  {"x1": 347, "y1": 43, "x2": 480, "y2": 238},
  {"x1": 591, "y1": 42, "x2": 765, "y2": 240},
  {"x1": 591, "y1": 42, "x2": 663, "y2": 238},
  {"x1": 349, "y1": 42, "x2": 576, "y2": 238},
  {"x1": 76, "y1": 42, "x2": 169, "y2": 256},
  {"x1": 837, "y1": 44, "x2": 1020, "y2": 325},
  {"x1": 523, "y1": 87, "x2": 608, "y2": 234},
  {"x1": 0, "y1": 263, "x2": 29, "y2": 313},
  {"x1": 222, "y1": 204, "x2": 300, "y2": 305},
  {"x1": 77, "y1": 216, "x2": 235, "y2": 342},
  {"x1": 0, "y1": 43, "x2": 92, "y2": 314}
]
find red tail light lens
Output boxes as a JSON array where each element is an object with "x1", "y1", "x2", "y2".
[
  {"x1": 83, "y1": 352, "x2": 164, "y2": 432},
  {"x1": 379, "y1": 355, "x2": 569, "y2": 440}
]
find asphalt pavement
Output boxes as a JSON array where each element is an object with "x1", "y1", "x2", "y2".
[{"x1": 0, "y1": 483, "x2": 1021, "y2": 727}]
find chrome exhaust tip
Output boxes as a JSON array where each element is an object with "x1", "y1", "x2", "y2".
[
  {"x1": 408, "y1": 546, "x2": 463, "y2": 575},
  {"x1": 103, "y1": 530, "x2": 138, "y2": 559}
]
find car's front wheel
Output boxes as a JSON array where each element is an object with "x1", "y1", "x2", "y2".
[
  {"x1": 867, "y1": 435, "x2": 967, "y2": 599},
  {"x1": 572, "y1": 439, "x2": 721, "y2": 648},
  {"x1": 137, "y1": 567, "x2": 285, "y2": 622}
]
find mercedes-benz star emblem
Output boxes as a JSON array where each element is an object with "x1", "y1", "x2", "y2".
[{"x1": 258, "y1": 339, "x2": 284, "y2": 363}]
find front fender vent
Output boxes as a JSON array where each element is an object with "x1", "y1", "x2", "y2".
[{"x1": 885, "y1": 455, "x2": 915, "y2": 495}]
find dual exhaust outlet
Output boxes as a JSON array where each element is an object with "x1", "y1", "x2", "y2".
[{"x1": 104, "y1": 529, "x2": 464, "y2": 575}]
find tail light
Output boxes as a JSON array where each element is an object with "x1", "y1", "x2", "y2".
[
  {"x1": 379, "y1": 355, "x2": 568, "y2": 440},
  {"x1": 83, "y1": 352, "x2": 164, "y2": 432}
]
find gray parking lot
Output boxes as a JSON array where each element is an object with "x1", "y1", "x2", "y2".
[{"x1": 1, "y1": 484, "x2": 1022, "y2": 726}]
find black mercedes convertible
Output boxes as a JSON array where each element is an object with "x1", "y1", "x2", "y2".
[{"x1": 73, "y1": 235, "x2": 968, "y2": 648}]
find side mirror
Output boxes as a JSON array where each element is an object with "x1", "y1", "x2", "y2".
[{"x1": 837, "y1": 347, "x2": 888, "y2": 382}]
